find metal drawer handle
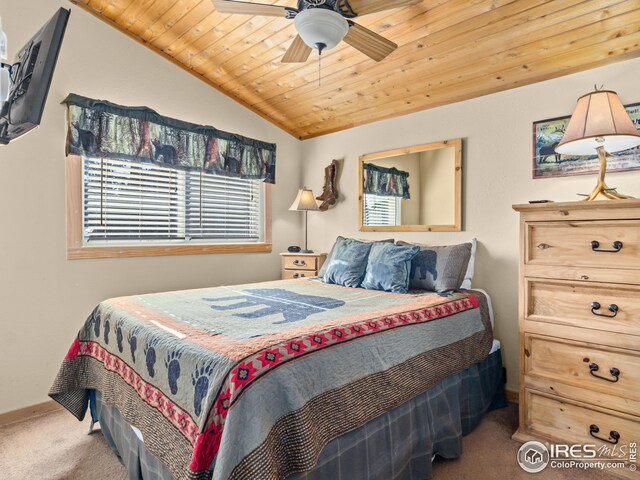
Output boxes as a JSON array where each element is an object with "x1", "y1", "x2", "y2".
[
  {"x1": 293, "y1": 260, "x2": 306, "y2": 266},
  {"x1": 589, "y1": 424, "x2": 620, "y2": 445},
  {"x1": 591, "y1": 240, "x2": 623, "y2": 253},
  {"x1": 590, "y1": 302, "x2": 619, "y2": 318},
  {"x1": 292, "y1": 273, "x2": 306, "y2": 279},
  {"x1": 588, "y1": 363, "x2": 620, "y2": 383}
]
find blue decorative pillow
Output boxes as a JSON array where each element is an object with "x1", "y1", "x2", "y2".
[
  {"x1": 319, "y1": 236, "x2": 394, "y2": 277},
  {"x1": 322, "y1": 239, "x2": 373, "y2": 288},
  {"x1": 361, "y1": 242, "x2": 420, "y2": 293}
]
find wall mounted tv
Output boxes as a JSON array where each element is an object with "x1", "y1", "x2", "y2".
[{"x1": 0, "y1": 8, "x2": 70, "y2": 145}]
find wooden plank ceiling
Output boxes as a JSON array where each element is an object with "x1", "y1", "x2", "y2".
[{"x1": 70, "y1": 0, "x2": 640, "y2": 139}]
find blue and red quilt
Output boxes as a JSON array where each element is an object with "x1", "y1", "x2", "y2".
[{"x1": 50, "y1": 278, "x2": 492, "y2": 480}]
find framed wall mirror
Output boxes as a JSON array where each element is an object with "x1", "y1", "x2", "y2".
[{"x1": 359, "y1": 139, "x2": 462, "y2": 232}]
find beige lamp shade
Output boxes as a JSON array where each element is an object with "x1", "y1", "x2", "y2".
[
  {"x1": 289, "y1": 188, "x2": 320, "y2": 211},
  {"x1": 556, "y1": 90, "x2": 640, "y2": 155}
]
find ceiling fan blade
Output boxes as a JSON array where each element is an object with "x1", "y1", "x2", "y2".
[
  {"x1": 340, "y1": 0, "x2": 422, "y2": 17},
  {"x1": 282, "y1": 35, "x2": 312, "y2": 63},
  {"x1": 212, "y1": 0, "x2": 293, "y2": 17},
  {"x1": 343, "y1": 23, "x2": 397, "y2": 62}
]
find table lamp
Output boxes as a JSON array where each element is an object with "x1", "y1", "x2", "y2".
[
  {"x1": 555, "y1": 88, "x2": 640, "y2": 200},
  {"x1": 289, "y1": 187, "x2": 319, "y2": 253}
]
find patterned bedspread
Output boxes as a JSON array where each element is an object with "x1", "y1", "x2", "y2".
[{"x1": 50, "y1": 278, "x2": 493, "y2": 480}]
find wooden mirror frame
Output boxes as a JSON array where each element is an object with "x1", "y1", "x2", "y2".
[{"x1": 358, "y1": 139, "x2": 462, "y2": 232}]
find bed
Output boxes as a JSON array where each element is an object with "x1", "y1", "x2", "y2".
[{"x1": 50, "y1": 278, "x2": 503, "y2": 480}]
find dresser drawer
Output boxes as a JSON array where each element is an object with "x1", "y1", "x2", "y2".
[
  {"x1": 524, "y1": 334, "x2": 640, "y2": 403},
  {"x1": 526, "y1": 220, "x2": 640, "y2": 269},
  {"x1": 526, "y1": 279, "x2": 640, "y2": 337},
  {"x1": 282, "y1": 269, "x2": 317, "y2": 280},
  {"x1": 283, "y1": 256, "x2": 318, "y2": 271},
  {"x1": 526, "y1": 390, "x2": 640, "y2": 452}
]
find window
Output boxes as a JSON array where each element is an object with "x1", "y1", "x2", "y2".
[
  {"x1": 67, "y1": 155, "x2": 271, "y2": 259},
  {"x1": 363, "y1": 194, "x2": 401, "y2": 226},
  {"x1": 83, "y1": 157, "x2": 263, "y2": 244}
]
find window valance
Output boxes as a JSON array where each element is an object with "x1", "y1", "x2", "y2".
[
  {"x1": 363, "y1": 163, "x2": 410, "y2": 199},
  {"x1": 63, "y1": 94, "x2": 277, "y2": 183}
]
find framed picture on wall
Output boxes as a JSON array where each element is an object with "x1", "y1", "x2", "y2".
[{"x1": 532, "y1": 102, "x2": 640, "y2": 179}]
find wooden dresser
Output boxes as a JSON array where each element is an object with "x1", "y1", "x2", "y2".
[
  {"x1": 280, "y1": 252, "x2": 327, "y2": 280},
  {"x1": 513, "y1": 200, "x2": 640, "y2": 478}
]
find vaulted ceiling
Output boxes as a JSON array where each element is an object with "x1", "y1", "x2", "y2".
[{"x1": 71, "y1": 0, "x2": 640, "y2": 139}]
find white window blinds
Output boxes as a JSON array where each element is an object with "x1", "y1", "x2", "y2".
[
  {"x1": 363, "y1": 194, "x2": 400, "y2": 226},
  {"x1": 82, "y1": 157, "x2": 264, "y2": 245}
]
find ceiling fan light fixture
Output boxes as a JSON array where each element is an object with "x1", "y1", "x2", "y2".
[{"x1": 294, "y1": 8, "x2": 349, "y2": 51}]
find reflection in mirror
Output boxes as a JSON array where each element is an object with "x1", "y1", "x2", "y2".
[{"x1": 359, "y1": 139, "x2": 462, "y2": 232}]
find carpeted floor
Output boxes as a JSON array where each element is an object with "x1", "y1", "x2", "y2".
[{"x1": 0, "y1": 403, "x2": 614, "y2": 480}]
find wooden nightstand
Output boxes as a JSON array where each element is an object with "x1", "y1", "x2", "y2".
[{"x1": 280, "y1": 252, "x2": 327, "y2": 280}]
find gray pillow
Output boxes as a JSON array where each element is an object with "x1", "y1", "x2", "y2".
[
  {"x1": 460, "y1": 238, "x2": 477, "y2": 289},
  {"x1": 323, "y1": 239, "x2": 373, "y2": 288},
  {"x1": 397, "y1": 241, "x2": 472, "y2": 293},
  {"x1": 361, "y1": 242, "x2": 420, "y2": 293},
  {"x1": 319, "y1": 236, "x2": 394, "y2": 277}
]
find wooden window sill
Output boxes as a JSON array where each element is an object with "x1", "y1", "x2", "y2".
[{"x1": 67, "y1": 243, "x2": 273, "y2": 260}]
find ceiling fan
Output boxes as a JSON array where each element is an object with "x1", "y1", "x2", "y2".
[{"x1": 212, "y1": 0, "x2": 422, "y2": 63}]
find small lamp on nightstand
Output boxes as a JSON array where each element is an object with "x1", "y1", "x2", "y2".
[
  {"x1": 289, "y1": 187, "x2": 319, "y2": 253},
  {"x1": 555, "y1": 87, "x2": 640, "y2": 200}
]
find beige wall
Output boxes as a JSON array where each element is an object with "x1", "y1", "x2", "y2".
[
  {"x1": 301, "y1": 56, "x2": 640, "y2": 395},
  {"x1": 419, "y1": 147, "x2": 456, "y2": 225},
  {"x1": 0, "y1": 2, "x2": 302, "y2": 414}
]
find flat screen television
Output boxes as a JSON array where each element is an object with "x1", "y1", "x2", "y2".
[{"x1": 0, "y1": 8, "x2": 70, "y2": 145}]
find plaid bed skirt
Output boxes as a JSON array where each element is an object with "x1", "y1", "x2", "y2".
[{"x1": 93, "y1": 345, "x2": 506, "y2": 480}]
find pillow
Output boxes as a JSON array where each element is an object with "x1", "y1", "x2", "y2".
[
  {"x1": 397, "y1": 241, "x2": 472, "y2": 293},
  {"x1": 460, "y1": 238, "x2": 477, "y2": 290},
  {"x1": 319, "y1": 236, "x2": 394, "y2": 277},
  {"x1": 322, "y1": 239, "x2": 374, "y2": 287},
  {"x1": 361, "y1": 242, "x2": 420, "y2": 293}
]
